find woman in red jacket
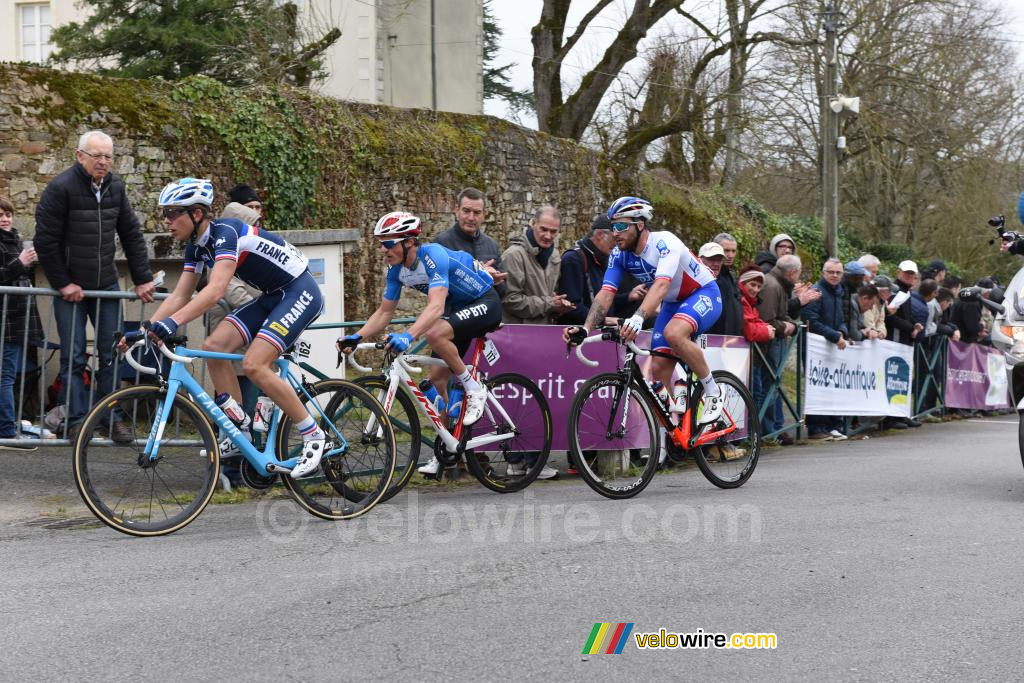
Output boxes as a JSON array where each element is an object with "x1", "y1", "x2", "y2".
[{"x1": 739, "y1": 265, "x2": 776, "y2": 343}]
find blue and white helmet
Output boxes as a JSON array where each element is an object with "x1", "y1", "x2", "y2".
[
  {"x1": 607, "y1": 196, "x2": 653, "y2": 222},
  {"x1": 159, "y1": 178, "x2": 214, "y2": 208}
]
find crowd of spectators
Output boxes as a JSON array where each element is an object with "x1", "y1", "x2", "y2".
[{"x1": 0, "y1": 128, "x2": 1011, "y2": 456}]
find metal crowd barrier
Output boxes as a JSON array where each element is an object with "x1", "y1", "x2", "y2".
[
  {"x1": 0, "y1": 282, "x2": 978, "y2": 452},
  {"x1": 913, "y1": 336, "x2": 948, "y2": 419},
  {"x1": 751, "y1": 326, "x2": 805, "y2": 441},
  {"x1": 0, "y1": 284, "x2": 228, "y2": 448}
]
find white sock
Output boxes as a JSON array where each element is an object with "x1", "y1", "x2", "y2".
[
  {"x1": 699, "y1": 374, "x2": 720, "y2": 398},
  {"x1": 296, "y1": 415, "x2": 325, "y2": 442},
  {"x1": 457, "y1": 369, "x2": 482, "y2": 393}
]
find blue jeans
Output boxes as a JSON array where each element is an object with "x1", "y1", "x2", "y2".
[
  {"x1": 53, "y1": 283, "x2": 124, "y2": 426},
  {"x1": 0, "y1": 343, "x2": 23, "y2": 438},
  {"x1": 754, "y1": 340, "x2": 785, "y2": 435}
]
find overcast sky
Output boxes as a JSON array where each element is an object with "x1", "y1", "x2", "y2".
[{"x1": 485, "y1": 0, "x2": 1024, "y2": 126}]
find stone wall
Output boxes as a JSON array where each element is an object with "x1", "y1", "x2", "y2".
[{"x1": 0, "y1": 64, "x2": 609, "y2": 320}]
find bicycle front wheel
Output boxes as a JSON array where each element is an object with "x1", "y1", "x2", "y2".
[
  {"x1": 353, "y1": 374, "x2": 422, "y2": 502},
  {"x1": 692, "y1": 371, "x2": 760, "y2": 488},
  {"x1": 276, "y1": 379, "x2": 396, "y2": 520},
  {"x1": 462, "y1": 373, "x2": 553, "y2": 493},
  {"x1": 568, "y1": 373, "x2": 660, "y2": 499},
  {"x1": 72, "y1": 385, "x2": 220, "y2": 536}
]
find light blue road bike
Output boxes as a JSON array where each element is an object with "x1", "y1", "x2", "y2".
[{"x1": 72, "y1": 332, "x2": 396, "y2": 536}]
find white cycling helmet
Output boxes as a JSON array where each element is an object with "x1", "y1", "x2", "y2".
[
  {"x1": 159, "y1": 178, "x2": 215, "y2": 208},
  {"x1": 607, "y1": 196, "x2": 653, "y2": 222},
  {"x1": 373, "y1": 211, "x2": 421, "y2": 239}
]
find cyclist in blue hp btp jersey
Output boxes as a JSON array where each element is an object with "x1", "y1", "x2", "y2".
[
  {"x1": 564, "y1": 196, "x2": 725, "y2": 424},
  {"x1": 338, "y1": 212, "x2": 501, "y2": 450},
  {"x1": 129, "y1": 178, "x2": 327, "y2": 478}
]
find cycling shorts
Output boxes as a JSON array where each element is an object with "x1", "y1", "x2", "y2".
[
  {"x1": 442, "y1": 288, "x2": 503, "y2": 357},
  {"x1": 225, "y1": 271, "x2": 324, "y2": 353},
  {"x1": 650, "y1": 281, "x2": 722, "y2": 352}
]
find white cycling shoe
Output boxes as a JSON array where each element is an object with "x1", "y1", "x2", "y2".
[
  {"x1": 462, "y1": 387, "x2": 488, "y2": 426},
  {"x1": 290, "y1": 438, "x2": 326, "y2": 479},
  {"x1": 417, "y1": 457, "x2": 442, "y2": 476},
  {"x1": 698, "y1": 391, "x2": 724, "y2": 425}
]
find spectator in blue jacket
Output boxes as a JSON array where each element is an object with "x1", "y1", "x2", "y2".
[
  {"x1": 911, "y1": 279, "x2": 938, "y2": 340},
  {"x1": 802, "y1": 258, "x2": 849, "y2": 441}
]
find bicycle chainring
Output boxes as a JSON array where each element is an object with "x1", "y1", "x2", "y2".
[
  {"x1": 240, "y1": 459, "x2": 278, "y2": 489},
  {"x1": 434, "y1": 435, "x2": 460, "y2": 467}
]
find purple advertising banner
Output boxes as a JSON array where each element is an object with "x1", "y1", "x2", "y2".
[
  {"x1": 473, "y1": 325, "x2": 748, "y2": 450},
  {"x1": 944, "y1": 340, "x2": 1010, "y2": 410}
]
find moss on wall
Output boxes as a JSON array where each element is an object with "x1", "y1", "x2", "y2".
[{"x1": 0, "y1": 63, "x2": 885, "y2": 318}]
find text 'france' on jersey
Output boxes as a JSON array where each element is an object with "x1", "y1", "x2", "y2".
[
  {"x1": 600, "y1": 230, "x2": 715, "y2": 303},
  {"x1": 184, "y1": 218, "x2": 309, "y2": 293},
  {"x1": 383, "y1": 243, "x2": 494, "y2": 307}
]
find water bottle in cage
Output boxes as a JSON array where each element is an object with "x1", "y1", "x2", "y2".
[
  {"x1": 418, "y1": 379, "x2": 446, "y2": 416},
  {"x1": 671, "y1": 378, "x2": 688, "y2": 417},
  {"x1": 650, "y1": 381, "x2": 670, "y2": 410},
  {"x1": 253, "y1": 396, "x2": 275, "y2": 432}
]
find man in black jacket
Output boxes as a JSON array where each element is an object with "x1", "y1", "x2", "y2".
[
  {"x1": 555, "y1": 215, "x2": 646, "y2": 325},
  {"x1": 433, "y1": 187, "x2": 507, "y2": 297},
  {"x1": 34, "y1": 131, "x2": 154, "y2": 442},
  {"x1": 708, "y1": 232, "x2": 743, "y2": 336}
]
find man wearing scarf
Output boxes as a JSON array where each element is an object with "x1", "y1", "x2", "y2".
[
  {"x1": 501, "y1": 206, "x2": 575, "y2": 324},
  {"x1": 556, "y1": 214, "x2": 647, "y2": 325}
]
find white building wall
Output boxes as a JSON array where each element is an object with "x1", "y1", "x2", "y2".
[
  {"x1": 0, "y1": 0, "x2": 87, "y2": 64},
  {"x1": 1, "y1": 0, "x2": 482, "y2": 114}
]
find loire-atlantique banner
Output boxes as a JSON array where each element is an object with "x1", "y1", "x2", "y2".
[
  {"x1": 804, "y1": 333, "x2": 913, "y2": 417},
  {"x1": 476, "y1": 325, "x2": 749, "y2": 450},
  {"x1": 944, "y1": 340, "x2": 1010, "y2": 410}
]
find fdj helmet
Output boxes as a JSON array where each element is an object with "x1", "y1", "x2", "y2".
[
  {"x1": 159, "y1": 178, "x2": 215, "y2": 208},
  {"x1": 373, "y1": 211, "x2": 421, "y2": 239},
  {"x1": 607, "y1": 196, "x2": 653, "y2": 222}
]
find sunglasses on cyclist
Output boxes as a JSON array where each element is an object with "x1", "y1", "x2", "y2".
[
  {"x1": 611, "y1": 221, "x2": 637, "y2": 232},
  {"x1": 162, "y1": 207, "x2": 189, "y2": 220},
  {"x1": 378, "y1": 238, "x2": 403, "y2": 249}
]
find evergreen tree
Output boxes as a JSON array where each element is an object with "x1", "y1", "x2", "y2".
[
  {"x1": 482, "y1": 0, "x2": 533, "y2": 113},
  {"x1": 50, "y1": 0, "x2": 340, "y2": 87}
]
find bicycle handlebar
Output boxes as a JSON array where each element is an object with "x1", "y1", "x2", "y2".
[
  {"x1": 346, "y1": 342, "x2": 376, "y2": 373},
  {"x1": 347, "y1": 341, "x2": 424, "y2": 375},
  {"x1": 122, "y1": 339, "x2": 157, "y2": 375},
  {"x1": 574, "y1": 327, "x2": 650, "y2": 367},
  {"x1": 119, "y1": 337, "x2": 194, "y2": 375}
]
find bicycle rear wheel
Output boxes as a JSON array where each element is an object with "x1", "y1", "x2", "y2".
[
  {"x1": 353, "y1": 375, "x2": 421, "y2": 502},
  {"x1": 276, "y1": 379, "x2": 396, "y2": 520},
  {"x1": 462, "y1": 373, "x2": 552, "y2": 493},
  {"x1": 72, "y1": 385, "x2": 220, "y2": 536},
  {"x1": 568, "y1": 373, "x2": 660, "y2": 499},
  {"x1": 692, "y1": 371, "x2": 760, "y2": 488}
]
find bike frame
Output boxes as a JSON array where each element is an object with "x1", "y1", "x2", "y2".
[
  {"x1": 578, "y1": 335, "x2": 738, "y2": 450},
  {"x1": 354, "y1": 337, "x2": 518, "y2": 453},
  {"x1": 139, "y1": 345, "x2": 349, "y2": 476}
]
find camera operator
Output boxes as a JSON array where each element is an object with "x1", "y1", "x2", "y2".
[{"x1": 995, "y1": 210, "x2": 1024, "y2": 255}]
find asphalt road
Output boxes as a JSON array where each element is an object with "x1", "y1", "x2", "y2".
[{"x1": 3, "y1": 417, "x2": 1024, "y2": 681}]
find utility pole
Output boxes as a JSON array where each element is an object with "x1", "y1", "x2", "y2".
[{"x1": 821, "y1": 4, "x2": 840, "y2": 258}]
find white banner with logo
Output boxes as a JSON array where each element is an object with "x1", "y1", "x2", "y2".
[{"x1": 804, "y1": 333, "x2": 914, "y2": 417}]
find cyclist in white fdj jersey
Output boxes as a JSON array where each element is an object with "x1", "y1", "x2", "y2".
[
  {"x1": 564, "y1": 196, "x2": 725, "y2": 423},
  {"x1": 338, "y1": 212, "x2": 501, "y2": 436},
  {"x1": 126, "y1": 178, "x2": 327, "y2": 478}
]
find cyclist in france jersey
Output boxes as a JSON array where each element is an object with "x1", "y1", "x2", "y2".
[
  {"x1": 131, "y1": 178, "x2": 327, "y2": 478},
  {"x1": 338, "y1": 212, "x2": 501, "y2": 434},
  {"x1": 564, "y1": 196, "x2": 725, "y2": 423}
]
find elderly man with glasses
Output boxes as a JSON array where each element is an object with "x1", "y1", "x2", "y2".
[
  {"x1": 34, "y1": 130, "x2": 154, "y2": 444},
  {"x1": 801, "y1": 258, "x2": 850, "y2": 441}
]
